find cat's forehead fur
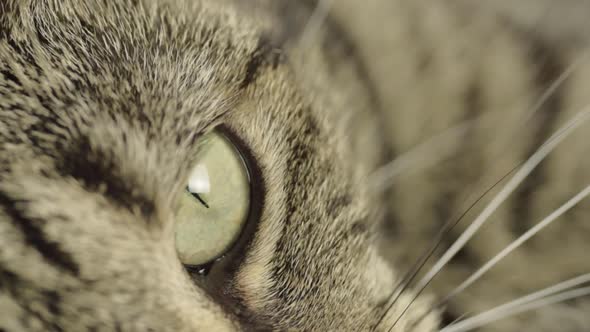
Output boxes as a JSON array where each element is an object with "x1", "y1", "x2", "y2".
[{"x1": 0, "y1": 0, "x2": 438, "y2": 330}]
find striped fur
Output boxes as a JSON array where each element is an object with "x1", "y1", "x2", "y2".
[{"x1": 1, "y1": 0, "x2": 589, "y2": 331}]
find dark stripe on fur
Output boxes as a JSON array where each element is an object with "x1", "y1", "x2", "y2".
[
  {"x1": 0, "y1": 69, "x2": 20, "y2": 86},
  {"x1": 0, "y1": 268, "x2": 65, "y2": 331},
  {"x1": 0, "y1": 193, "x2": 80, "y2": 276},
  {"x1": 510, "y1": 28, "x2": 566, "y2": 235},
  {"x1": 270, "y1": 107, "x2": 326, "y2": 308},
  {"x1": 279, "y1": 0, "x2": 400, "y2": 237},
  {"x1": 240, "y1": 34, "x2": 284, "y2": 89},
  {"x1": 275, "y1": 0, "x2": 394, "y2": 161},
  {"x1": 301, "y1": 0, "x2": 382, "y2": 112},
  {"x1": 436, "y1": 79, "x2": 484, "y2": 266},
  {"x1": 56, "y1": 136, "x2": 156, "y2": 218}
]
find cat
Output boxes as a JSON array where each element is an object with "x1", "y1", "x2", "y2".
[{"x1": 1, "y1": 0, "x2": 590, "y2": 331}]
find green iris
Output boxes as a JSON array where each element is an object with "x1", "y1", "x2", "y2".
[{"x1": 174, "y1": 130, "x2": 250, "y2": 266}]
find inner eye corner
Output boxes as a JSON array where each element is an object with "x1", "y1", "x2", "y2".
[{"x1": 174, "y1": 125, "x2": 265, "y2": 278}]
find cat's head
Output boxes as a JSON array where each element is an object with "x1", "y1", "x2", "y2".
[{"x1": 0, "y1": 0, "x2": 439, "y2": 330}]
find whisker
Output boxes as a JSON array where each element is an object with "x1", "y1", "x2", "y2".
[
  {"x1": 368, "y1": 52, "x2": 586, "y2": 194},
  {"x1": 459, "y1": 273, "x2": 590, "y2": 325},
  {"x1": 394, "y1": 54, "x2": 589, "y2": 331},
  {"x1": 368, "y1": 121, "x2": 472, "y2": 194},
  {"x1": 407, "y1": 184, "x2": 590, "y2": 329},
  {"x1": 440, "y1": 184, "x2": 590, "y2": 304},
  {"x1": 380, "y1": 70, "x2": 590, "y2": 331},
  {"x1": 372, "y1": 58, "x2": 586, "y2": 330},
  {"x1": 415, "y1": 105, "x2": 590, "y2": 292},
  {"x1": 440, "y1": 277, "x2": 590, "y2": 332},
  {"x1": 443, "y1": 311, "x2": 472, "y2": 330},
  {"x1": 520, "y1": 52, "x2": 587, "y2": 124},
  {"x1": 298, "y1": 0, "x2": 333, "y2": 52},
  {"x1": 372, "y1": 166, "x2": 518, "y2": 331},
  {"x1": 388, "y1": 105, "x2": 590, "y2": 331}
]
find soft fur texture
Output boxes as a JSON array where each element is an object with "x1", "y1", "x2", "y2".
[{"x1": 0, "y1": 1, "x2": 589, "y2": 331}]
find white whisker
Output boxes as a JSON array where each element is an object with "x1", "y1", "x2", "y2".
[
  {"x1": 442, "y1": 184, "x2": 590, "y2": 302},
  {"x1": 368, "y1": 121, "x2": 472, "y2": 193},
  {"x1": 440, "y1": 281, "x2": 590, "y2": 332},
  {"x1": 368, "y1": 53, "x2": 586, "y2": 194},
  {"x1": 415, "y1": 105, "x2": 590, "y2": 291},
  {"x1": 522, "y1": 52, "x2": 587, "y2": 123},
  {"x1": 299, "y1": 0, "x2": 333, "y2": 51}
]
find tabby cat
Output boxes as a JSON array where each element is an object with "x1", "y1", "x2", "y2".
[{"x1": 1, "y1": 0, "x2": 590, "y2": 331}]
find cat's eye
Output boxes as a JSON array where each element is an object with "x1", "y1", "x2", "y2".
[{"x1": 174, "y1": 129, "x2": 251, "y2": 268}]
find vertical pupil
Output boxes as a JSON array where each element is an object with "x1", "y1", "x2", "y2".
[{"x1": 186, "y1": 187, "x2": 210, "y2": 208}]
